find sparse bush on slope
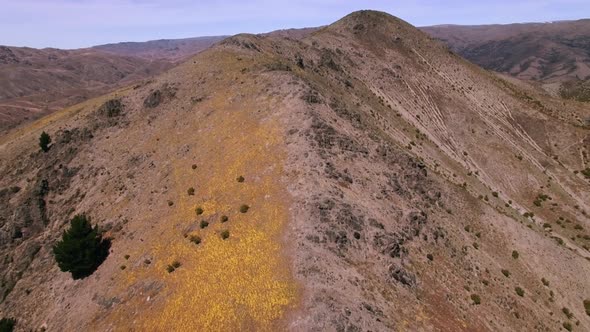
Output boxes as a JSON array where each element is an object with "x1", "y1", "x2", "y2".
[
  {"x1": 52, "y1": 214, "x2": 111, "y2": 280},
  {"x1": 39, "y1": 131, "x2": 51, "y2": 152}
]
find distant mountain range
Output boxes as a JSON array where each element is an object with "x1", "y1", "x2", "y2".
[{"x1": 421, "y1": 19, "x2": 590, "y2": 101}]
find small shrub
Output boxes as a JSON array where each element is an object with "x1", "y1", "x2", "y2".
[
  {"x1": 120, "y1": 265, "x2": 126, "y2": 270},
  {"x1": 187, "y1": 187, "x2": 195, "y2": 195},
  {"x1": 563, "y1": 322, "x2": 572, "y2": 331},
  {"x1": 167, "y1": 200, "x2": 174, "y2": 206},
  {"x1": 52, "y1": 214, "x2": 111, "y2": 280},
  {"x1": 237, "y1": 175, "x2": 245, "y2": 183},
  {"x1": 189, "y1": 235, "x2": 201, "y2": 245},
  {"x1": 220, "y1": 230, "x2": 230, "y2": 240},
  {"x1": 584, "y1": 299, "x2": 590, "y2": 316},
  {"x1": 472, "y1": 242, "x2": 479, "y2": 249},
  {"x1": 239, "y1": 204, "x2": 250, "y2": 213},
  {"x1": 542, "y1": 278, "x2": 550, "y2": 286},
  {"x1": 166, "y1": 265, "x2": 175, "y2": 273},
  {"x1": 171, "y1": 260, "x2": 181, "y2": 269},
  {"x1": 471, "y1": 294, "x2": 481, "y2": 305},
  {"x1": 426, "y1": 253, "x2": 433, "y2": 261},
  {"x1": 0, "y1": 318, "x2": 16, "y2": 332},
  {"x1": 144, "y1": 259, "x2": 151, "y2": 265},
  {"x1": 562, "y1": 307, "x2": 573, "y2": 319},
  {"x1": 199, "y1": 220, "x2": 209, "y2": 229},
  {"x1": 191, "y1": 164, "x2": 197, "y2": 170},
  {"x1": 39, "y1": 131, "x2": 51, "y2": 152},
  {"x1": 196, "y1": 207, "x2": 204, "y2": 215},
  {"x1": 492, "y1": 191, "x2": 499, "y2": 198},
  {"x1": 512, "y1": 250, "x2": 519, "y2": 259},
  {"x1": 501, "y1": 269, "x2": 511, "y2": 277},
  {"x1": 220, "y1": 215, "x2": 229, "y2": 223},
  {"x1": 124, "y1": 254, "x2": 130, "y2": 260},
  {"x1": 515, "y1": 286, "x2": 525, "y2": 297}
]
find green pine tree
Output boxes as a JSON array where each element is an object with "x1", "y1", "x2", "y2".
[
  {"x1": 53, "y1": 214, "x2": 110, "y2": 279},
  {"x1": 39, "y1": 131, "x2": 51, "y2": 152},
  {"x1": 0, "y1": 317, "x2": 16, "y2": 332}
]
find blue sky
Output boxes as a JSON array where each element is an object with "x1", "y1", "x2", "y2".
[{"x1": 1, "y1": 0, "x2": 589, "y2": 49}]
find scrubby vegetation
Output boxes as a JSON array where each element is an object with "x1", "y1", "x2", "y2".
[
  {"x1": 196, "y1": 207, "x2": 204, "y2": 215},
  {"x1": 221, "y1": 215, "x2": 229, "y2": 223},
  {"x1": 221, "y1": 230, "x2": 230, "y2": 240},
  {"x1": 515, "y1": 286, "x2": 525, "y2": 297},
  {"x1": 237, "y1": 175, "x2": 245, "y2": 182},
  {"x1": 187, "y1": 187, "x2": 195, "y2": 195},
  {"x1": 471, "y1": 294, "x2": 481, "y2": 305},
  {"x1": 239, "y1": 204, "x2": 250, "y2": 213},
  {"x1": 200, "y1": 220, "x2": 209, "y2": 229},
  {"x1": 39, "y1": 131, "x2": 51, "y2": 152},
  {"x1": 167, "y1": 260, "x2": 181, "y2": 273},
  {"x1": 52, "y1": 214, "x2": 111, "y2": 280},
  {"x1": 584, "y1": 299, "x2": 590, "y2": 316},
  {"x1": 189, "y1": 235, "x2": 201, "y2": 245}
]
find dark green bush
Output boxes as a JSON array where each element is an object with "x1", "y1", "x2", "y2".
[
  {"x1": 515, "y1": 286, "x2": 525, "y2": 297},
  {"x1": 584, "y1": 299, "x2": 590, "y2": 316},
  {"x1": 471, "y1": 294, "x2": 481, "y2": 305},
  {"x1": 239, "y1": 204, "x2": 250, "y2": 213},
  {"x1": 187, "y1": 187, "x2": 195, "y2": 196},
  {"x1": 221, "y1": 230, "x2": 230, "y2": 240},
  {"x1": 200, "y1": 220, "x2": 209, "y2": 229},
  {"x1": 189, "y1": 235, "x2": 201, "y2": 245},
  {"x1": 512, "y1": 250, "x2": 519, "y2": 259},
  {"x1": 501, "y1": 269, "x2": 510, "y2": 277},
  {"x1": 220, "y1": 215, "x2": 229, "y2": 223},
  {"x1": 426, "y1": 253, "x2": 433, "y2": 261},
  {"x1": 563, "y1": 322, "x2": 572, "y2": 331},
  {"x1": 237, "y1": 176, "x2": 245, "y2": 183},
  {"x1": 39, "y1": 131, "x2": 51, "y2": 152},
  {"x1": 196, "y1": 207, "x2": 204, "y2": 215},
  {"x1": 52, "y1": 214, "x2": 110, "y2": 279},
  {"x1": 0, "y1": 318, "x2": 16, "y2": 332}
]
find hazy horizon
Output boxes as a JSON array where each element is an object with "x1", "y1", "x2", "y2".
[{"x1": 2, "y1": 0, "x2": 590, "y2": 49}]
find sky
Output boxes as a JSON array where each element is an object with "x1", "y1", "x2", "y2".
[{"x1": 1, "y1": 0, "x2": 589, "y2": 49}]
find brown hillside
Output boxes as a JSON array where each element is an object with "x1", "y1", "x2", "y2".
[
  {"x1": 0, "y1": 35, "x2": 225, "y2": 133},
  {"x1": 422, "y1": 19, "x2": 590, "y2": 83},
  {"x1": 0, "y1": 10, "x2": 589, "y2": 331}
]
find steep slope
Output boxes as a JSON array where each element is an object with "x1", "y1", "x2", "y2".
[{"x1": 1, "y1": 11, "x2": 589, "y2": 331}]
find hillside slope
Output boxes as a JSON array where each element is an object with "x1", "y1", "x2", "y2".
[
  {"x1": 422, "y1": 19, "x2": 590, "y2": 83},
  {"x1": 92, "y1": 36, "x2": 227, "y2": 60},
  {"x1": 0, "y1": 35, "x2": 225, "y2": 133},
  {"x1": 1, "y1": 11, "x2": 589, "y2": 331}
]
